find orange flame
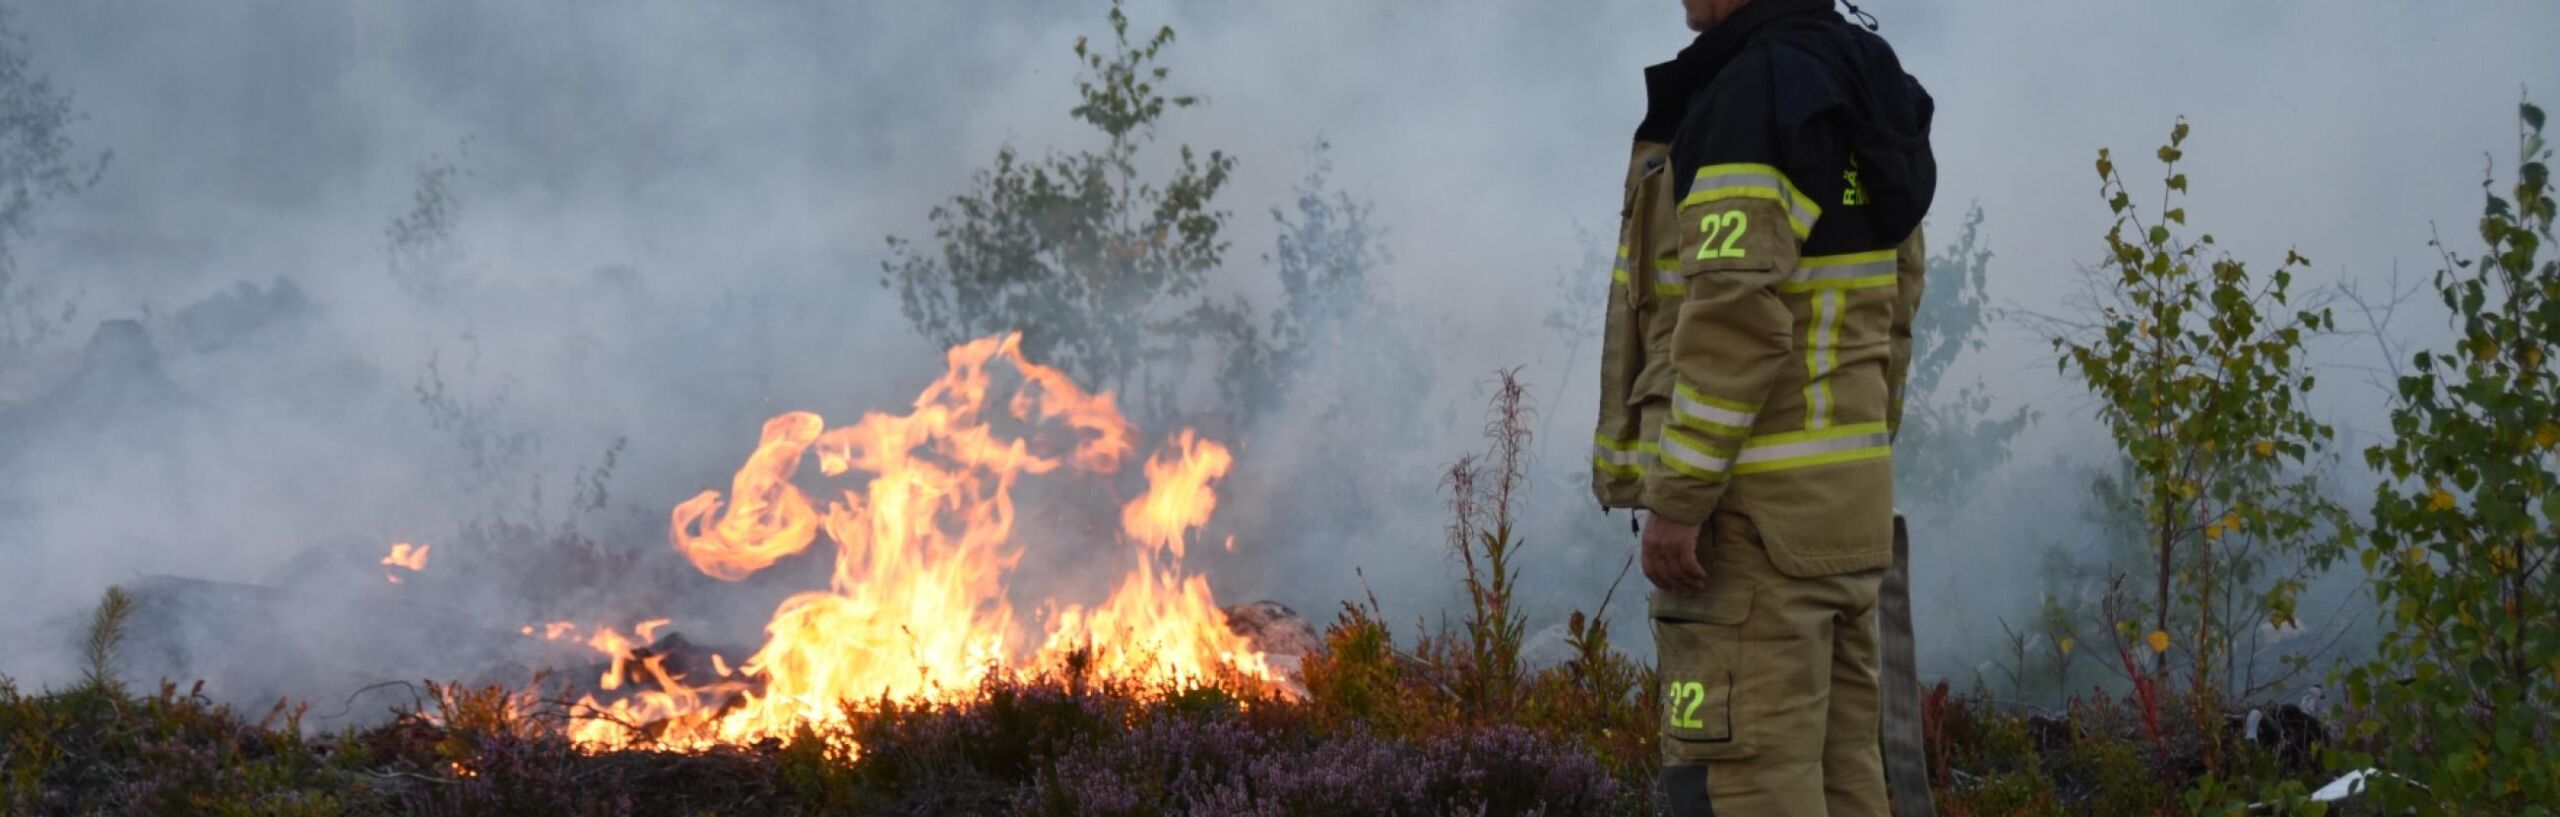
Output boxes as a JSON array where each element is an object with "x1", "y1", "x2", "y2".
[
  {"x1": 554, "y1": 334, "x2": 1269, "y2": 750},
  {"x1": 382, "y1": 542, "x2": 430, "y2": 583},
  {"x1": 1120, "y1": 430, "x2": 1232, "y2": 559}
]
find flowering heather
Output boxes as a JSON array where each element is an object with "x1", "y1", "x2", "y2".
[{"x1": 1017, "y1": 715, "x2": 1621, "y2": 816}]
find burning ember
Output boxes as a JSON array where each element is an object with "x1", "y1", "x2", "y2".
[
  {"x1": 541, "y1": 334, "x2": 1272, "y2": 750},
  {"x1": 381, "y1": 542, "x2": 430, "y2": 583}
]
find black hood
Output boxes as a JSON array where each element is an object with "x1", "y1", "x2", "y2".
[
  {"x1": 1638, "y1": 1, "x2": 1936, "y2": 242},
  {"x1": 1782, "y1": 16, "x2": 1936, "y2": 242}
]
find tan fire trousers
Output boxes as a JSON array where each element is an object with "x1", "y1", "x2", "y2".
[{"x1": 1653, "y1": 511, "x2": 1888, "y2": 817}]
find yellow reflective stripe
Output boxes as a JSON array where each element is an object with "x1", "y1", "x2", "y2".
[
  {"x1": 1735, "y1": 444, "x2": 1889, "y2": 474},
  {"x1": 1684, "y1": 389, "x2": 1757, "y2": 414},
  {"x1": 1681, "y1": 163, "x2": 1821, "y2": 239},
  {"x1": 1798, "y1": 249, "x2": 1897, "y2": 270},
  {"x1": 1658, "y1": 425, "x2": 1734, "y2": 481},
  {"x1": 1804, "y1": 289, "x2": 1842, "y2": 429},
  {"x1": 1593, "y1": 434, "x2": 1658, "y2": 477},
  {"x1": 1614, "y1": 244, "x2": 1689, "y2": 295},
  {"x1": 1734, "y1": 423, "x2": 1891, "y2": 474},
  {"x1": 1593, "y1": 454, "x2": 1644, "y2": 478},
  {"x1": 1651, "y1": 257, "x2": 1686, "y2": 297},
  {"x1": 1780, "y1": 274, "x2": 1898, "y2": 293},
  {"x1": 1595, "y1": 432, "x2": 1647, "y2": 452},
  {"x1": 1671, "y1": 382, "x2": 1756, "y2": 437},
  {"x1": 1742, "y1": 421, "x2": 1888, "y2": 448},
  {"x1": 1780, "y1": 251, "x2": 1899, "y2": 293}
]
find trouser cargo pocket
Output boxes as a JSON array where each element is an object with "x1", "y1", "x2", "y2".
[{"x1": 1653, "y1": 581, "x2": 1758, "y2": 763}]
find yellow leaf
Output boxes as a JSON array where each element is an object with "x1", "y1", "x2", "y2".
[
  {"x1": 2059, "y1": 637, "x2": 2077, "y2": 656},
  {"x1": 2428, "y1": 489, "x2": 2456, "y2": 512},
  {"x1": 2490, "y1": 547, "x2": 2518, "y2": 574},
  {"x1": 2205, "y1": 522, "x2": 2225, "y2": 541},
  {"x1": 2537, "y1": 422, "x2": 2558, "y2": 450},
  {"x1": 2222, "y1": 513, "x2": 2242, "y2": 532},
  {"x1": 2146, "y1": 630, "x2": 2171, "y2": 654},
  {"x1": 2253, "y1": 439, "x2": 2275, "y2": 457}
]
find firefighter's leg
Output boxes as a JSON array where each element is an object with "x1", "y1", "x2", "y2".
[
  {"x1": 1823, "y1": 573, "x2": 1890, "y2": 816},
  {"x1": 1653, "y1": 512, "x2": 1832, "y2": 817}
]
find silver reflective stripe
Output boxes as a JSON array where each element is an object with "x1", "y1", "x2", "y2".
[
  {"x1": 1659, "y1": 436, "x2": 1732, "y2": 476},
  {"x1": 1792, "y1": 255, "x2": 1897, "y2": 285},
  {"x1": 1672, "y1": 389, "x2": 1753, "y2": 432},
  {"x1": 1691, "y1": 169, "x2": 1821, "y2": 234},
  {"x1": 1652, "y1": 261, "x2": 1685, "y2": 293},
  {"x1": 1593, "y1": 441, "x2": 1650, "y2": 470},
  {"x1": 1805, "y1": 290, "x2": 1842, "y2": 429},
  {"x1": 1615, "y1": 251, "x2": 1687, "y2": 294},
  {"x1": 1734, "y1": 429, "x2": 1891, "y2": 468}
]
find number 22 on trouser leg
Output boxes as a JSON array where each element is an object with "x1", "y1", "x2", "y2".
[{"x1": 1653, "y1": 619, "x2": 1742, "y2": 749}]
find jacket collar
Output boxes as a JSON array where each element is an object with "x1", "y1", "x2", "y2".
[{"x1": 1636, "y1": 0, "x2": 1834, "y2": 143}]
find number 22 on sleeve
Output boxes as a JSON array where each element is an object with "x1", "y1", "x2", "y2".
[{"x1": 1694, "y1": 211, "x2": 1749, "y2": 260}]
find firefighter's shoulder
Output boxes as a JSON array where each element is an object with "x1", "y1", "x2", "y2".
[{"x1": 1670, "y1": 38, "x2": 1851, "y2": 213}]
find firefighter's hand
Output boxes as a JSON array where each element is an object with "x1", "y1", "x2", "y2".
[{"x1": 1639, "y1": 513, "x2": 1709, "y2": 593}]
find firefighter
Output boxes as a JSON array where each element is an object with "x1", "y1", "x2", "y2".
[{"x1": 1590, "y1": 0, "x2": 1934, "y2": 814}]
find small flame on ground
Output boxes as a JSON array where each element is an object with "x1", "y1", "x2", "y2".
[
  {"x1": 519, "y1": 621, "x2": 580, "y2": 641},
  {"x1": 634, "y1": 618, "x2": 674, "y2": 643},
  {"x1": 382, "y1": 542, "x2": 430, "y2": 584}
]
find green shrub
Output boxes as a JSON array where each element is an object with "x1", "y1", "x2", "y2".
[
  {"x1": 2341, "y1": 98, "x2": 2560, "y2": 817},
  {"x1": 2057, "y1": 119, "x2": 2354, "y2": 704}
]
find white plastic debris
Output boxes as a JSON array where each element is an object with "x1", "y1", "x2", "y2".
[
  {"x1": 2308, "y1": 768, "x2": 2372, "y2": 802},
  {"x1": 2250, "y1": 768, "x2": 2400, "y2": 813}
]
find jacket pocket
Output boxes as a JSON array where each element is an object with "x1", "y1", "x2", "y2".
[{"x1": 1621, "y1": 158, "x2": 1669, "y2": 312}]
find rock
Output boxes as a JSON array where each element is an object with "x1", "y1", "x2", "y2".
[
  {"x1": 161, "y1": 278, "x2": 313, "y2": 355},
  {"x1": 14, "y1": 321, "x2": 187, "y2": 420},
  {"x1": 1221, "y1": 600, "x2": 1323, "y2": 657}
]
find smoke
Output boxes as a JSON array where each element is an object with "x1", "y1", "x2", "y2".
[{"x1": 0, "y1": 0, "x2": 2553, "y2": 719}]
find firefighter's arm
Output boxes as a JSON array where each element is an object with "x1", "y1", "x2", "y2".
[
  {"x1": 1639, "y1": 174, "x2": 1808, "y2": 525},
  {"x1": 1887, "y1": 225, "x2": 1926, "y2": 441}
]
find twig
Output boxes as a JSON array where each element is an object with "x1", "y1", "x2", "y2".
[
  {"x1": 313, "y1": 679, "x2": 427, "y2": 723},
  {"x1": 369, "y1": 769, "x2": 460, "y2": 786}
]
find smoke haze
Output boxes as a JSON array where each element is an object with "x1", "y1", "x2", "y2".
[{"x1": 1, "y1": 0, "x2": 2553, "y2": 713}]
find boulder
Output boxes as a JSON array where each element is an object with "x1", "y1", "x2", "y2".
[{"x1": 1221, "y1": 600, "x2": 1323, "y2": 657}]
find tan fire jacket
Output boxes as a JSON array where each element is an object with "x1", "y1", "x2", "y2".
[{"x1": 1591, "y1": 141, "x2": 1926, "y2": 578}]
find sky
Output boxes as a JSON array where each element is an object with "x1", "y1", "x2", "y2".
[{"x1": 0, "y1": 0, "x2": 2553, "y2": 706}]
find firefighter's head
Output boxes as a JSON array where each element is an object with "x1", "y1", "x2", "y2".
[{"x1": 1682, "y1": 0, "x2": 1751, "y2": 32}]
